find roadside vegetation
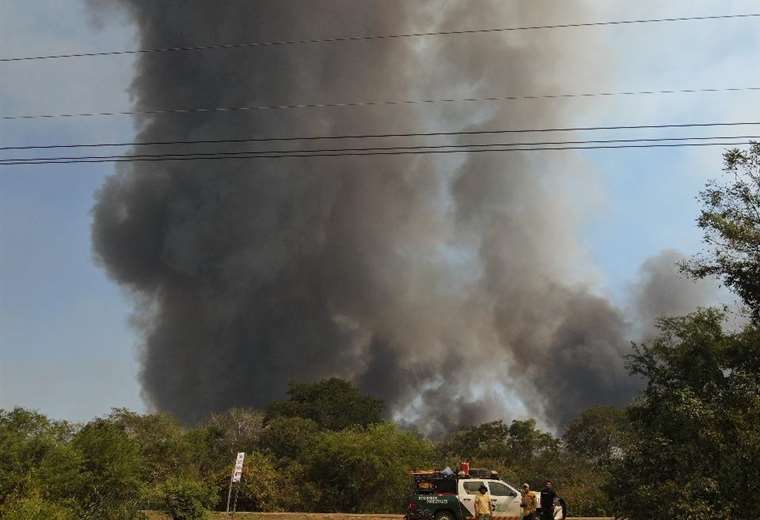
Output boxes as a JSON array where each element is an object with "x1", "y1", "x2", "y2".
[
  {"x1": 0, "y1": 383, "x2": 620, "y2": 519},
  {"x1": 3, "y1": 147, "x2": 760, "y2": 519}
]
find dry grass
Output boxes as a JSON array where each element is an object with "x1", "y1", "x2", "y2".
[
  {"x1": 143, "y1": 514, "x2": 403, "y2": 520},
  {"x1": 143, "y1": 513, "x2": 609, "y2": 520}
]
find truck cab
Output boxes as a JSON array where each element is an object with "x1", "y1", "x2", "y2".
[{"x1": 457, "y1": 478, "x2": 522, "y2": 519}]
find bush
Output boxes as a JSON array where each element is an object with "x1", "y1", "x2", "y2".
[
  {"x1": 0, "y1": 408, "x2": 75, "y2": 504},
  {"x1": 155, "y1": 477, "x2": 216, "y2": 520},
  {"x1": 258, "y1": 416, "x2": 320, "y2": 460},
  {"x1": 71, "y1": 419, "x2": 145, "y2": 519},
  {"x1": 303, "y1": 423, "x2": 436, "y2": 513},
  {"x1": 0, "y1": 495, "x2": 75, "y2": 520}
]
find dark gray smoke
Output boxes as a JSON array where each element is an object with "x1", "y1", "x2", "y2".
[
  {"x1": 631, "y1": 249, "x2": 721, "y2": 339},
  {"x1": 89, "y1": 0, "x2": 709, "y2": 432}
]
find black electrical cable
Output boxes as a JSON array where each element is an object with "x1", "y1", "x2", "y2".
[
  {"x1": 4, "y1": 121, "x2": 760, "y2": 152},
  {"x1": 1, "y1": 140, "x2": 755, "y2": 166},
  {"x1": 5, "y1": 86, "x2": 760, "y2": 121},
  {"x1": 5, "y1": 134, "x2": 760, "y2": 164},
  {"x1": 3, "y1": 12, "x2": 759, "y2": 63}
]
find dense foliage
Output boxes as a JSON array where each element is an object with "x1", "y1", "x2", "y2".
[
  {"x1": 151, "y1": 477, "x2": 215, "y2": 520},
  {"x1": 607, "y1": 310, "x2": 760, "y2": 519},
  {"x1": 0, "y1": 380, "x2": 621, "y2": 518},
  {"x1": 606, "y1": 145, "x2": 760, "y2": 519},
  {"x1": 264, "y1": 378, "x2": 385, "y2": 430},
  {"x1": 684, "y1": 143, "x2": 760, "y2": 320}
]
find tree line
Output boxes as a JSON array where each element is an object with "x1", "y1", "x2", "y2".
[
  {"x1": 3, "y1": 146, "x2": 760, "y2": 520},
  {"x1": 0, "y1": 379, "x2": 625, "y2": 519}
]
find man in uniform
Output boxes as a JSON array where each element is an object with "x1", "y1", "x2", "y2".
[
  {"x1": 539, "y1": 480, "x2": 566, "y2": 520},
  {"x1": 474, "y1": 484, "x2": 494, "y2": 520},
  {"x1": 520, "y1": 483, "x2": 537, "y2": 520}
]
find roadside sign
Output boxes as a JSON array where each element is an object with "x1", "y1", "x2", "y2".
[
  {"x1": 232, "y1": 452, "x2": 245, "y2": 483},
  {"x1": 227, "y1": 451, "x2": 246, "y2": 514}
]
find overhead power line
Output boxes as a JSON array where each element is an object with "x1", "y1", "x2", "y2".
[
  {"x1": 2, "y1": 139, "x2": 756, "y2": 166},
  {"x1": 3, "y1": 12, "x2": 759, "y2": 63},
  {"x1": 4, "y1": 120, "x2": 760, "y2": 151},
  {"x1": 5, "y1": 134, "x2": 760, "y2": 164},
  {"x1": 5, "y1": 86, "x2": 760, "y2": 121}
]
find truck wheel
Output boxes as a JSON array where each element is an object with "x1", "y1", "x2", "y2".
[{"x1": 435, "y1": 510, "x2": 454, "y2": 520}]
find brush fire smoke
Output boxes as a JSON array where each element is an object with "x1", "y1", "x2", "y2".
[{"x1": 89, "y1": 0, "x2": 717, "y2": 434}]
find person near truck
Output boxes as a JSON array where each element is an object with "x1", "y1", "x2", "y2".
[
  {"x1": 474, "y1": 484, "x2": 494, "y2": 520},
  {"x1": 539, "y1": 480, "x2": 566, "y2": 520},
  {"x1": 520, "y1": 483, "x2": 537, "y2": 520}
]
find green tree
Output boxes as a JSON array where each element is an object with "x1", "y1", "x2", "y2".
[
  {"x1": 442, "y1": 419, "x2": 557, "y2": 464},
  {"x1": 265, "y1": 378, "x2": 384, "y2": 431},
  {"x1": 183, "y1": 408, "x2": 266, "y2": 510},
  {"x1": 609, "y1": 144, "x2": 760, "y2": 519},
  {"x1": 507, "y1": 419, "x2": 559, "y2": 464},
  {"x1": 684, "y1": 143, "x2": 760, "y2": 320},
  {"x1": 258, "y1": 416, "x2": 320, "y2": 460},
  {"x1": 303, "y1": 423, "x2": 435, "y2": 513},
  {"x1": 0, "y1": 408, "x2": 78, "y2": 507},
  {"x1": 71, "y1": 419, "x2": 145, "y2": 519},
  {"x1": 153, "y1": 476, "x2": 215, "y2": 520},
  {"x1": 200, "y1": 408, "x2": 264, "y2": 461},
  {"x1": 0, "y1": 494, "x2": 76, "y2": 520},
  {"x1": 441, "y1": 420, "x2": 510, "y2": 460},
  {"x1": 108, "y1": 409, "x2": 195, "y2": 485},
  {"x1": 563, "y1": 405, "x2": 628, "y2": 464},
  {"x1": 608, "y1": 309, "x2": 760, "y2": 520},
  {"x1": 234, "y1": 451, "x2": 299, "y2": 511}
]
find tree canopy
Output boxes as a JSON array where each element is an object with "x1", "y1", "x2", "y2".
[
  {"x1": 608, "y1": 146, "x2": 760, "y2": 519},
  {"x1": 685, "y1": 143, "x2": 760, "y2": 320},
  {"x1": 609, "y1": 309, "x2": 760, "y2": 519},
  {"x1": 563, "y1": 405, "x2": 629, "y2": 465},
  {"x1": 265, "y1": 378, "x2": 385, "y2": 430}
]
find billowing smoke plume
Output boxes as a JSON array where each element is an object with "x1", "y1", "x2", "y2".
[
  {"x1": 631, "y1": 249, "x2": 721, "y2": 339},
  {"x1": 89, "y1": 0, "x2": 714, "y2": 433}
]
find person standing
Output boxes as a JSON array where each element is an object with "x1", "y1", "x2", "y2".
[
  {"x1": 520, "y1": 483, "x2": 537, "y2": 520},
  {"x1": 473, "y1": 484, "x2": 494, "y2": 520},
  {"x1": 539, "y1": 480, "x2": 566, "y2": 520}
]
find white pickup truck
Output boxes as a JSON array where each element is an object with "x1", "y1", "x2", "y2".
[
  {"x1": 458, "y1": 479, "x2": 564, "y2": 520},
  {"x1": 458, "y1": 478, "x2": 523, "y2": 519},
  {"x1": 407, "y1": 474, "x2": 564, "y2": 520}
]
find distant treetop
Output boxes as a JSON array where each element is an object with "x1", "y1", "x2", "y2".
[{"x1": 264, "y1": 378, "x2": 385, "y2": 431}]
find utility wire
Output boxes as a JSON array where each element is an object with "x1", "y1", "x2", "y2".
[
  {"x1": 2, "y1": 12, "x2": 759, "y2": 63},
  {"x1": 5, "y1": 86, "x2": 760, "y2": 121},
  {"x1": 5, "y1": 134, "x2": 760, "y2": 164},
  {"x1": 2, "y1": 140, "x2": 755, "y2": 166},
  {"x1": 4, "y1": 121, "x2": 760, "y2": 151}
]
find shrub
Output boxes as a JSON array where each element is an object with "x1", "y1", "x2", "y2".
[
  {"x1": 0, "y1": 495, "x2": 75, "y2": 520},
  {"x1": 154, "y1": 477, "x2": 216, "y2": 520},
  {"x1": 71, "y1": 419, "x2": 145, "y2": 519},
  {"x1": 303, "y1": 423, "x2": 436, "y2": 513}
]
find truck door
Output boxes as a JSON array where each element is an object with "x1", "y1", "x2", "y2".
[
  {"x1": 458, "y1": 480, "x2": 486, "y2": 518},
  {"x1": 486, "y1": 481, "x2": 521, "y2": 519}
]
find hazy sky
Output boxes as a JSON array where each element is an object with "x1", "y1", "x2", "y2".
[{"x1": 1, "y1": 0, "x2": 759, "y2": 423}]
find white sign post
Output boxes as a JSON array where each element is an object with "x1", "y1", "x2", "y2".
[
  {"x1": 232, "y1": 452, "x2": 245, "y2": 483},
  {"x1": 226, "y1": 452, "x2": 246, "y2": 516}
]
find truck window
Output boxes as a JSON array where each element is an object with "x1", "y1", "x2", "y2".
[
  {"x1": 414, "y1": 477, "x2": 457, "y2": 494},
  {"x1": 463, "y1": 481, "x2": 486, "y2": 495},
  {"x1": 487, "y1": 482, "x2": 516, "y2": 497}
]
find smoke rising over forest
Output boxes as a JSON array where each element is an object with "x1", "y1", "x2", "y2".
[{"x1": 89, "y1": 0, "x2": 718, "y2": 433}]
